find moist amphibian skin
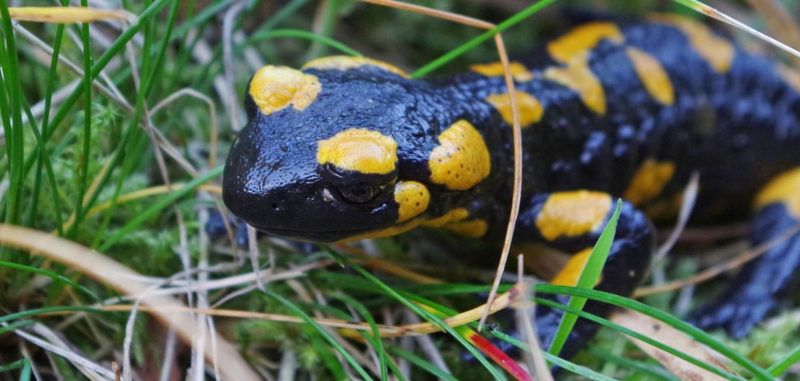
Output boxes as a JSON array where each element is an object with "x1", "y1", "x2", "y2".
[{"x1": 222, "y1": 17, "x2": 800, "y2": 358}]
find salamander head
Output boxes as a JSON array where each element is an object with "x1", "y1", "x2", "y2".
[{"x1": 223, "y1": 57, "x2": 467, "y2": 242}]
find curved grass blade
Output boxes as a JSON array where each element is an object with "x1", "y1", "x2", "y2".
[
  {"x1": 418, "y1": 303, "x2": 532, "y2": 381},
  {"x1": 535, "y1": 285, "x2": 772, "y2": 380},
  {"x1": 587, "y1": 347, "x2": 678, "y2": 381},
  {"x1": 265, "y1": 289, "x2": 373, "y2": 381},
  {"x1": 98, "y1": 165, "x2": 223, "y2": 251},
  {"x1": 411, "y1": 0, "x2": 558, "y2": 78},
  {"x1": 332, "y1": 293, "x2": 389, "y2": 380},
  {"x1": 249, "y1": 29, "x2": 361, "y2": 57},
  {"x1": 0, "y1": 306, "x2": 106, "y2": 324},
  {"x1": 767, "y1": 344, "x2": 800, "y2": 377},
  {"x1": 0, "y1": 260, "x2": 98, "y2": 301},
  {"x1": 387, "y1": 346, "x2": 458, "y2": 381},
  {"x1": 326, "y1": 250, "x2": 508, "y2": 380},
  {"x1": 535, "y1": 298, "x2": 741, "y2": 380},
  {"x1": 548, "y1": 200, "x2": 622, "y2": 356},
  {"x1": 0, "y1": 359, "x2": 27, "y2": 373}
]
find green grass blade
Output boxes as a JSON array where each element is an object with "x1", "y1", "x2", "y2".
[
  {"x1": 98, "y1": 165, "x2": 223, "y2": 251},
  {"x1": 0, "y1": 359, "x2": 27, "y2": 373},
  {"x1": 252, "y1": 0, "x2": 311, "y2": 35},
  {"x1": 0, "y1": 320, "x2": 34, "y2": 337},
  {"x1": 265, "y1": 289, "x2": 373, "y2": 381},
  {"x1": 387, "y1": 346, "x2": 458, "y2": 381},
  {"x1": 767, "y1": 344, "x2": 800, "y2": 376},
  {"x1": 535, "y1": 297, "x2": 741, "y2": 380},
  {"x1": 0, "y1": 0, "x2": 26, "y2": 227},
  {"x1": 382, "y1": 353, "x2": 408, "y2": 381},
  {"x1": 541, "y1": 352, "x2": 616, "y2": 381},
  {"x1": 326, "y1": 250, "x2": 507, "y2": 380},
  {"x1": 411, "y1": 0, "x2": 559, "y2": 78},
  {"x1": 18, "y1": 359, "x2": 31, "y2": 381},
  {"x1": 332, "y1": 293, "x2": 388, "y2": 380},
  {"x1": 548, "y1": 200, "x2": 622, "y2": 356},
  {"x1": 69, "y1": 0, "x2": 95, "y2": 237},
  {"x1": 20, "y1": 96, "x2": 63, "y2": 235},
  {"x1": 0, "y1": 260, "x2": 98, "y2": 301},
  {"x1": 249, "y1": 29, "x2": 361, "y2": 57},
  {"x1": 535, "y1": 285, "x2": 772, "y2": 380},
  {"x1": 0, "y1": 306, "x2": 106, "y2": 325},
  {"x1": 587, "y1": 347, "x2": 678, "y2": 381},
  {"x1": 21, "y1": 0, "x2": 172, "y2": 186}
]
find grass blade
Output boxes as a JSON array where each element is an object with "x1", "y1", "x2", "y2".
[
  {"x1": 0, "y1": 260, "x2": 98, "y2": 301},
  {"x1": 548, "y1": 200, "x2": 622, "y2": 356},
  {"x1": 98, "y1": 166, "x2": 223, "y2": 251},
  {"x1": 767, "y1": 344, "x2": 800, "y2": 377},
  {"x1": 411, "y1": 0, "x2": 558, "y2": 78},
  {"x1": 536, "y1": 285, "x2": 772, "y2": 380},
  {"x1": 266, "y1": 289, "x2": 373, "y2": 380}
]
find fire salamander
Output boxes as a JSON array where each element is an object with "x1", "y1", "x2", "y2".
[{"x1": 222, "y1": 16, "x2": 800, "y2": 359}]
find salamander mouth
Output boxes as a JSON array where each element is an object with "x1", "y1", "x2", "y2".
[{"x1": 251, "y1": 224, "x2": 380, "y2": 243}]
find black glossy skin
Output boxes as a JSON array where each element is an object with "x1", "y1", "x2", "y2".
[{"x1": 223, "y1": 18, "x2": 800, "y2": 356}]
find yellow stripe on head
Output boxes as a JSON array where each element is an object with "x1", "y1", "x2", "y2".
[
  {"x1": 317, "y1": 128, "x2": 398, "y2": 175},
  {"x1": 339, "y1": 208, "x2": 469, "y2": 242},
  {"x1": 543, "y1": 59, "x2": 606, "y2": 115},
  {"x1": 422, "y1": 208, "x2": 470, "y2": 227},
  {"x1": 650, "y1": 14, "x2": 734, "y2": 73},
  {"x1": 470, "y1": 61, "x2": 533, "y2": 82},
  {"x1": 535, "y1": 191, "x2": 612, "y2": 241},
  {"x1": 485, "y1": 91, "x2": 544, "y2": 128},
  {"x1": 443, "y1": 219, "x2": 489, "y2": 238},
  {"x1": 249, "y1": 65, "x2": 321, "y2": 115},
  {"x1": 547, "y1": 22, "x2": 625, "y2": 63},
  {"x1": 429, "y1": 120, "x2": 492, "y2": 191},
  {"x1": 302, "y1": 56, "x2": 409, "y2": 78},
  {"x1": 626, "y1": 47, "x2": 675, "y2": 105},
  {"x1": 623, "y1": 159, "x2": 675, "y2": 205}
]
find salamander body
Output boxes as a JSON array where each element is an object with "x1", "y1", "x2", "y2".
[{"x1": 222, "y1": 16, "x2": 800, "y2": 358}]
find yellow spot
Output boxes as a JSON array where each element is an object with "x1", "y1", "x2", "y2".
[
  {"x1": 535, "y1": 191, "x2": 612, "y2": 241},
  {"x1": 547, "y1": 22, "x2": 625, "y2": 63},
  {"x1": 650, "y1": 14, "x2": 734, "y2": 73},
  {"x1": 249, "y1": 65, "x2": 321, "y2": 115},
  {"x1": 551, "y1": 248, "x2": 595, "y2": 287},
  {"x1": 302, "y1": 55, "x2": 408, "y2": 78},
  {"x1": 429, "y1": 120, "x2": 491, "y2": 190},
  {"x1": 317, "y1": 128, "x2": 398, "y2": 175},
  {"x1": 394, "y1": 181, "x2": 430, "y2": 223},
  {"x1": 443, "y1": 219, "x2": 489, "y2": 238},
  {"x1": 778, "y1": 64, "x2": 800, "y2": 93},
  {"x1": 340, "y1": 223, "x2": 417, "y2": 242},
  {"x1": 623, "y1": 159, "x2": 676, "y2": 205},
  {"x1": 339, "y1": 208, "x2": 469, "y2": 242},
  {"x1": 485, "y1": 91, "x2": 544, "y2": 128},
  {"x1": 422, "y1": 208, "x2": 470, "y2": 228},
  {"x1": 754, "y1": 167, "x2": 800, "y2": 219},
  {"x1": 543, "y1": 59, "x2": 606, "y2": 115},
  {"x1": 644, "y1": 193, "x2": 683, "y2": 221},
  {"x1": 470, "y1": 61, "x2": 533, "y2": 81},
  {"x1": 625, "y1": 47, "x2": 675, "y2": 105}
]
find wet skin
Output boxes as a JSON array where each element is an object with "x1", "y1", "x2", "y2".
[{"x1": 223, "y1": 17, "x2": 800, "y2": 358}]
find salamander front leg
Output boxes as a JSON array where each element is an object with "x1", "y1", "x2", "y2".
[
  {"x1": 515, "y1": 190, "x2": 656, "y2": 359},
  {"x1": 691, "y1": 167, "x2": 800, "y2": 337}
]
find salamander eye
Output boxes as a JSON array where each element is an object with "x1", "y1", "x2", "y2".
[{"x1": 337, "y1": 183, "x2": 389, "y2": 204}]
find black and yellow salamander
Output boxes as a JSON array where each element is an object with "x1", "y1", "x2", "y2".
[{"x1": 222, "y1": 16, "x2": 800, "y2": 358}]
